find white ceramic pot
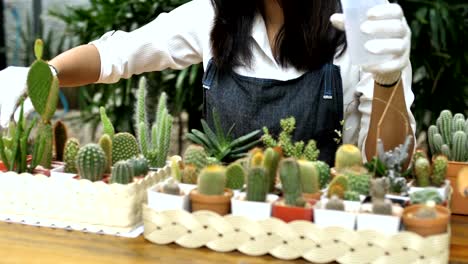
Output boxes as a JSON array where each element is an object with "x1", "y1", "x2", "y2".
[
  {"x1": 50, "y1": 166, "x2": 77, "y2": 180},
  {"x1": 356, "y1": 203, "x2": 403, "y2": 235},
  {"x1": 313, "y1": 202, "x2": 357, "y2": 230},
  {"x1": 231, "y1": 193, "x2": 279, "y2": 221},
  {"x1": 408, "y1": 180, "x2": 450, "y2": 201},
  {"x1": 147, "y1": 183, "x2": 191, "y2": 212}
]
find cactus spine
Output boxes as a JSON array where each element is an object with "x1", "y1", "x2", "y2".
[
  {"x1": 112, "y1": 132, "x2": 140, "y2": 164},
  {"x1": 197, "y1": 165, "x2": 226, "y2": 195},
  {"x1": 246, "y1": 167, "x2": 268, "y2": 202},
  {"x1": 128, "y1": 157, "x2": 149, "y2": 177},
  {"x1": 438, "y1": 110, "x2": 452, "y2": 145},
  {"x1": 325, "y1": 195, "x2": 344, "y2": 211},
  {"x1": 414, "y1": 157, "x2": 431, "y2": 187},
  {"x1": 76, "y1": 144, "x2": 106, "y2": 182},
  {"x1": 263, "y1": 147, "x2": 281, "y2": 192},
  {"x1": 279, "y1": 158, "x2": 304, "y2": 207},
  {"x1": 431, "y1": 155, "x2": 448, "y2": 187},
  {"x1": 111, "y1": 161, "x2": 133, "y2": 184},
  {"x1": 99, "y1": 134, "x2": 112, "y2": 173},
  {"x1": 335, "y1": 144, "x2": 362, "y2": 171},
  {"x1": 298, "y1": 160, "x2": 320, "y2": 194},
  {"x1": 64, "y1": 138, "x2": 80, "y2": 173},
  {"x1": 53, "y1": 121, "x2": 68, "y2": 161},
  {"x1": 225, "y1": 163, "x2": 246, "y2": 190}
]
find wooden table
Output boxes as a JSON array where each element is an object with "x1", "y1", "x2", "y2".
[{"x1": 1, "y1": 215, "x2": 467, "y2": 264}]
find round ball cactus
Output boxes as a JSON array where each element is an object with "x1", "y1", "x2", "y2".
[
  {"x1": 183, "y1": 145, "x2": 208, "y2": 171},
  {"x1": 111, "y1": 160, "x2": 133, "y2": 184},
  {"x1": 335, "y1": 144, "x2": 362, "y2": 171},
  {"x1": 197, "y1": 165, "x2": 227, "y2": 196},
  {"x1": 76, "y1": 144, "x2": 106, "y2": 182},
  {"x1": 226, "y1": 163, "x2": 246, "y2": 190},
  {"x1": 112, "y1": 132, "x2": 140, "y2": 165}
]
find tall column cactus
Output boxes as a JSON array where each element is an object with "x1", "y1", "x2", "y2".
[
  {"x1": 279, "y1": 158, "x2": 304, "y2": 207},
  {"x1": 246, "y1": 167, "x2": 268, "y2": 202},
  {"x1": 99, "y1": 134, "x2": 112, "y2": 173},
  {"x1": 134, "y1": 77, "x2": 173, "y2": 168},
  {"x1": 263, "y1": 147, "x2": 281, "y2": 192},
  {"x1": 27, "y1": 39, "x2": 59, "y2": 169},
  {"x1": 64, "y1": 138, "x2": 80, "y2": 173}
]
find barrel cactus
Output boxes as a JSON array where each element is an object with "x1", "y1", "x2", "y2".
[
  {"x1": 345, "y1": 169, "x2": 370, "y2": 196},
  {"x1": 428, "y1": 110, "x2": 467, "y2": 162},
  {"x1": 197, "y1": 165, "x2": 226, "y2": 196},
  {"x1": 112, "y1": 132, "x2": 140, "y2": 164},
  {"x1": 298, "y1": 160, "x2": 320, "y2": 194},
  {"x1": 344, "y1": 190, "x2": 360, "y2": 201},
  {"x1": 64, "y1": 138, "x2": 80, "y2": 173},
  {"x1": 246, "y1": 167, "x2": 268, "y2": 202},
  {"x1": 183, "y1": 145, "x2": 209, "y2": 172},
  {"x1": 431, "y1": 155, "x2": 448, "y2": 187},
  {"x1": 279, "y1": 158, "x2": 305, "y2": 207},
  {"x1": 314, "y1": 160, "x2": 331, "y2": 189},
  {"x1": 76, "y1": 144, "x2": 106, "y2": 182},
  {"x1": 335, "y1": 144, "x2": 362, "y2": 172},
  {"x1": 110, "y1": 160, "x2": 133, "y2": 184},
  {"x1": 226, "y1": 163, "x2": 246, "y2": 190},
  {"x1": 128, "y1": 157, "x2": 149, "y2": 177}
]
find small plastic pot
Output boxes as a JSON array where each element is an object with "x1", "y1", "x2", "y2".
[{"x1": 272, "y1": 199, "x2": 315, "y2": 223}]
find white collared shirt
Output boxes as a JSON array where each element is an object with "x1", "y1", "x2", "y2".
[{"x1": 91, "y1": 0, "x2": 416, "y2": 155}]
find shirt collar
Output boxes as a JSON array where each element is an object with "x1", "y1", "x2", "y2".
[{"x1": 251, "y1": 13, "x2": 277, "y2": 65}]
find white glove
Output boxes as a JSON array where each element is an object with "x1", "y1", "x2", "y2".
[
  {"x1": 0, "y1": 66, "x2": 34, "y2": 127},
  {"x1": 330, "y1": 3, "x2": 411, "y2": 85}
]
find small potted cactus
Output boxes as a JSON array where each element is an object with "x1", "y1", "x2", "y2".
[
  {"x1": 148, "y1": 157, "x2": 193, "y2": 212},
  {"x1": 51, "y1": 137, "x2": 80, "y2": 179},
  {"x1": 231, "y1": 152, "x2": 279, "y2": 220},
  {"x1": 272, "y1": 158, "x2": 316, "y2": 222},
  {"x1": 298, "y1": 160, "x2": 322, "y2": 200},
  {"x1": 313, "y1": 195, "x2": 357, "y2": 230},
  {"x1": 409, "y1": 189, "x2": 444, "y2": 206},
  {"x1": 331, "y1": 144, "x2": 363, "y2": 177},
  {"x1": 409, "y1": 155, "x2": 450, "y2": 201},
  {"x1": 189, "y1": 165, "x2": 233, "y2": 215},
  {"x1": 356, "y1": 178, "x2": 403, "y2": 235},
  {"x1": 427, "y1": 110, "x2": 468, "y2": 214},
  {"x1": 76, "y1": 143, "x2": 107, "y2": 182},
  {"x1": 402, "y1": 201, "x2": 450, "y2": 237}
]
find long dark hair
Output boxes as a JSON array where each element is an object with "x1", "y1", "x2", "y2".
[{"x1": 210, "y1": 0, "x2": 346, "y2": 72}]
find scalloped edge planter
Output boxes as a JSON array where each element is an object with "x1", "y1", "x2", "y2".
[
  {"x1": 231, "y1": 193, "x2": 279, "y2": 221},
  {"x1": 0, "y1": 157, "x2": 177, "y2": 236},
  {"x1": 356, "y1": 203, "x2": 403, "y2": 235},
  {"x1": 408, "y1": 180, "x2": 450, "y2": 201}
]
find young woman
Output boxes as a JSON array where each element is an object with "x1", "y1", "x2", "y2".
[{"x1": 0, "y1": 0, "x2": 415, "y2": 164}]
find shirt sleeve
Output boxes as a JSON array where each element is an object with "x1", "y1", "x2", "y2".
[
  {"x1": 90, "y1": 0, "x2": 213, "y2": 84},
  {"x1": 354, "y1": 64, "x2": 416, "y2": 160}
]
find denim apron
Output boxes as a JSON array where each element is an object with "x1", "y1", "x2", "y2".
[{"x1": 202, "y1": 60, "x2": 343, "y2": 165}]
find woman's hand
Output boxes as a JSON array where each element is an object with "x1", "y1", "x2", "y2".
[
  {"x1": 330, "y1": 3, "x2": 411, "y2": 85},
  {"x1": 0, "y1": 66, "x2": 34, "y2": 127}
]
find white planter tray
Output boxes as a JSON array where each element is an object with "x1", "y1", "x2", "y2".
[
  {"x1": 408, "y1": 180, "x2": 451, "y2": 201},
  {"x1": 231, "y1": 193, "x2": 279, "y2": 220},
  {"x1": 0, "y1": 157, "x2": 177, "y2": 236},
  {"x1": 147, "y1": 182, "x2": 196, "y2": 212}
]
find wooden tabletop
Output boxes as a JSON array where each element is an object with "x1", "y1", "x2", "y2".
[{"x1": 0, "y1": 215, "x2": 467, "y2": 264}]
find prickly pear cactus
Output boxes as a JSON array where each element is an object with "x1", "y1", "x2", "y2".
[
  {"x1": 76, "y1": 144, "x2": 106, "y2": 182},
  {"x1": 98, "y1": 134, "x2": 112, "y2": 173},
  {"x1": 431, "y1": 155, "x2": 448, "y2": 187},
  {"x1": 414, "y1": 157, "x2": 431, "y2": 187},
  {"x1": 226, "y1": 163, "x2": 246, "y2": 190},
  {"x1": 64, "y1": 138, "x2": 80, "y2": 173},
  {"x1": 279, "y1": 158, "x2": 303, "y2": 207},
  {"x1": 53, "y1": 121, "x2": 68, "y2": 162},
  {"x1": 325, "y1": 195, "x2": 345, "y2": 211},
  {"x1": 246, "y1": 167, "x2": 268, "y2": 202},
  {"x1": 335, "y1": 144, "x2": 362, "y2": 171},
  {"x1": 263, "y1": 147, "x2": 281, "y2": 192},
  {"x1": 112, "y1": 132, "x2": 140, "y2": 165},
  {"x1": 198, "y1": 165, "x2": 226, "y2": 196},
  {"x1": 298, "y1": 160, "x2": 320, "y2": 194},
  {"x1": 110, "y1": 161, "x2": 133, "y2": 184}
]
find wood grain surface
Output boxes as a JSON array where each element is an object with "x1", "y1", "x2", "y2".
[{"x1": 0, "y1": 215, "x2": 467, "y2": 264}]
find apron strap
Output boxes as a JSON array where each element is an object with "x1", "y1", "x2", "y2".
[{"x1": 323, "y1": 63, "x2": 334, "y2": 100}]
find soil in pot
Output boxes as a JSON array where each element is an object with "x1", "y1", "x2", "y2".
[
  {"x1": 190, "y1": 188, "x2": 233, "y2": 215},
  {"x1": 272, "y1": 199, "x2": 316, "y2": 223},
  {"x1": 402, "y1": 204, "x2": 450, "y2": 237}
]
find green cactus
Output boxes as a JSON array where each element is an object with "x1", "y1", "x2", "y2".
[
  {"x1": 432, "y1": 133, "x2": 444, "y2": 155},
  {"x1": 325, "y1": 195, "x2": 345, "y2": 211},
  {"x1": 298, "y1": 160, "x2": 320, "y2": 194},
  {"x1": 98, "y1": 134, "x2": 112, "y2": 173},
  {"x1": 128, "y1": 157, "x2": 149, "y2": 177},
  {"x1": 183, "y1": 145, "x2": 208, "y2": 172},
  {"x1": 335, "y1": 144, "x2": 362, "y2": 172},
  {"x1": 441, "y1": 144, "x2": 451, "y2": 159},
  {"x1": 162, "y1": 179, "x2": 181, "y2": 195},
  {"x1": 100, "y1": 107, "x2": 115, "y2": 139},
  {"x1": 454, "y1": 118, "x2": 465, "y2": 132},
  {"x1": 112, "y1": 132, "x2": 140, "y2": 165},
  {"x1": 346, "y1": 170, "x2": 370, "y2": 196},
  {"x1": 427, "y1": 125, "x2": 439, "y2": 155},
  {"x1": 53, "y1": 121, "x2": 68, "y2": 162},
  {"x1": 246, "y1": 167, "x2": 268, "y2": 202},
  {"x1": 438, "y1": 110, "x2": 453, "y2": 145},
  {"x1": 110, "y1": 161, "x2": 133, "y2": 184},
  {"x1": 279, "y1": 158, "x2": 304, "y2": 207},
  {"x1": 314, "y1": 160, "x2": 331, "y2": 189},
  {"x1": 37, "y1": 123, "x2": 53, "y2": 168},
  {"x1": 226, "y1": 163, "x2": 246, "y2": 190},
  {"x1": 135, "y1": 77, "x2": 148, "y2": 156},
  {"x1": 327, "y1": 174, "x2": 348, "y2": 199},
  {"x1": 452, "y1": 131, "x2": 466, "y2": 161},
  {"x1": 76, "y1": 144, "x2": 106, "y2": 182},
  {"x1": 182, "y1": 164, "x2": 198, "y2": 184},
  {"x1": 64, "y1": 138, "x2": 80, "y2": 173},
  {"x1": 372, "y1": 199, "x2": 393, "y2": 215},
  {"x1": 431, "y1": 155, "x2": 448, "y2": 187},
  {"x1": 414, "y1": 157, "x2": 431, "y2": 187},
  {"x1": 414, "y1": 201, "x2": 437, "y2": 219},
  {"x1": 197, "y1": 165, "x2": 226, "y2": 196},
  {"x1": 263, "y1": 147, "x2": 281, "y2": 192},
  {"x1": 410, "y1": 189, "x2": 443, "y2": 205},
  {"x1": 344, "y1": 190, "x2": 360, "y2": 201}
]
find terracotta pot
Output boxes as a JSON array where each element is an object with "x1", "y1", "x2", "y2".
[
  {"x1": 272, "y1": 199, "x2": 315, "y2": 223},
  {"x1": 302, "y1": 192, "x2": 322, "y2": 201},
  {"x1": 446, "y1": 161, "x2": 468, "y2": 215},
  {"x1": 0, "y1": 161, "x2": 8, "y2": 172},
  {"x1": 190, "y1": 188, "x2": 233, "y2": 215},
  {"x1": 402, "y1": 204, "x2": 450, "y2": 237}
]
